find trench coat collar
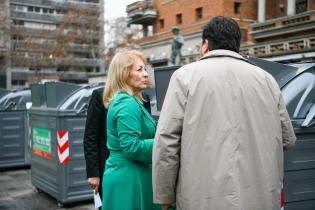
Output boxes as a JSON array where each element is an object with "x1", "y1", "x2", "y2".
[{"x1": 200, "y1": 49, "x2": 244, "y2": 60}]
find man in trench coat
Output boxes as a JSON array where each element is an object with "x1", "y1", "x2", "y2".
[{"x1": 152, "y1": 16, "x2": 296, "y2": 210}]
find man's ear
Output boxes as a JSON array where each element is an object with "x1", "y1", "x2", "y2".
[{"x1": 201, "y1": 40, "x2": 209, "y2": 56}]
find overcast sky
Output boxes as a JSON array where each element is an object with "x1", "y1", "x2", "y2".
[{"x1": 105, "y1": 0, "x2": 138, "y2": 20}]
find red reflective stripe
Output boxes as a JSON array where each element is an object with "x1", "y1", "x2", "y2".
[
  {"x1": 58, "y1": 140, "x2": 69, "y2": 153},
  {"x1": 281, "y1": 187, "x2": 284, "y2": 208},
  {"x1": 57, "y1": 130, "x2": 67, "y2": 139},
  {"x1": 62, "y1": 156, "x2": 70, "y2": 164}
]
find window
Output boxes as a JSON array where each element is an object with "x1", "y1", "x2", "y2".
[
  {"x1": 195, "y1": 7, "x2": 203, "y2": 20},
  {"x1": 296, "y1": 0, "x2": 307, "y2": 13},
  {"x1": 176, "y1": 13, "x2": 182, "y2": 25},
  {"x1": 279, "y1": 4, "x2": 285, "y2": 13},
  {"x1": 27, "y1": 6, "x2": 34, "y2": 12},
  {"x1": 12, "y1": 4, "x2": 25, "y2": 11},
  {"x1": 159, "y1": 19, "x2": 164, "y2": 29},
  {"x1": 13, "y1": 20, "x2": 24, "y2": 25},
  {"x1": 234, "y1": 2, "x2": 241, "y2": 14},
  {"x1": 12, "y1": 80, "x2": 25, "y2": 86},
  {"x1": 27, "y1": 6, "x2": 41, "y2": 13},
  {"x1": 56, "y1": 9, "x2": 63, "y2": 14}
]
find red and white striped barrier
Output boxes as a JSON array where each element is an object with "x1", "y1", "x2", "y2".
[
  {"x1": 281, "y1": 184, "x2": 284, "y2": 210},
  {"x1": 57, "y1": 131, "x2": 70, "y2": 164}
]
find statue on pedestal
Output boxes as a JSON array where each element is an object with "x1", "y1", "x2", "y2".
[{"x1": 170, "y1": 26, "x2": 184, "y2": 65}]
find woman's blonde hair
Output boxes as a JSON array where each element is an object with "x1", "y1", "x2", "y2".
[{"x1": 103, "y1": 50, "x2": 146, "y2": 108}]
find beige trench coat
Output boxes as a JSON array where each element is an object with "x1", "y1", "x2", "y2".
[{"x1": 153, "y1": 50, "x2": 296, "y2": 210}]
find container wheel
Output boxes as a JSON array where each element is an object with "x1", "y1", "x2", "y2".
[
  {"x1": 57, "y1": 201, "x2": 64, "y2": 208},
  {"x1": 34, "y1": 188, "x2": 42, "y2": 193}
]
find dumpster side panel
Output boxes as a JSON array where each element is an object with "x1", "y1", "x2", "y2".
[
  {"x1": 0, "y1": 111, "x2": 27, "y2": 168},
  {"x1": 57, "y1": 116, "x2": 93, "y2": 203},
  {"x1": 285, "y1": 199, "x2": 315, "y2": 210},
  {"x1": 284, "y1": 126, "x2": 315, "y2": 207},
  {"x1": 30, "y1": 113, "x2": 61, "y2": 200}
]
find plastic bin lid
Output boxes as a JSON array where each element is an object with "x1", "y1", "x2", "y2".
[
  {"x1": 248, "y1": 56, "x2": 299, "y2": 88},
  {"x1": 31, "y1": 83, "x2": 46, "y2": 107},
  {"x1": 248, "y1": 56, "x2": 315, "y2": 127},
  {"x1": 0, "y1": 89, "x2": 31, "y2": 111},
  {"x1": 282, "y1": 63, "x2": 315, "y2": 127},
  {"x1": 45, "y1": 81, "x2": 81, "y2": 108},
  {"x1": 0, "y1": 88, "x2": 9, "y2": 98},
  {"x1": 30, "y1": 81, "x2": 81, "y2": 109},
  {"x1": 59, "y1": 84, "x2": 103, "y2": 114}
]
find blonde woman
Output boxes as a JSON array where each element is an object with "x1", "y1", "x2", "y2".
[{"x1": 102, "y1": 50, "x2": 160, "y2": 210}]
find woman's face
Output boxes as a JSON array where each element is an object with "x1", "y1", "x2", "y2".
[{"x1": 127, "y1": 56, "x2": 149, "y2": 92}]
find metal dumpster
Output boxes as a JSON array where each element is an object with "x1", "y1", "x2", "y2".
[
  {"x1": 29, "y1": 81, "x2": 103, "y2": 206},
  {"x1": 0, "y1": 88, "x2": 31, "y2": 169},
  {"x1": 249, "y1": 57, "x2": 315, "y2": 209}
]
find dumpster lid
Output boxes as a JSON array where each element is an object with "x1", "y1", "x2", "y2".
[
  {"x1": 248, "y1": 57, "x2": 315, "y2": 127},
  {"x1": 248, "y1": 56, "x2": 299, "y2": 88},
  {"x1": 281, "y1": 63, "x2": 315, "y2": 127},
  {"x1": 0, "y1": 89, "x2": 31, "y2": 110},
  {"x1": 30, "y1": 81, "x2": 82, "y2": 109},
  {"x1": 0, "y1": 88, "x2": 10, "y2": 98},
  {"x1": 59, "y1": 84, "x2": 103, "y2": 114}
]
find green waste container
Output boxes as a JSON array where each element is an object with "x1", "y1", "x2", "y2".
[{"x1": 29, "y1": 81, "x2": 103, "y2": 206}]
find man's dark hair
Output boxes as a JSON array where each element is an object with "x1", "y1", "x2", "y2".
[{"x1": 202, "y1": 16, "x2": 241, "y2": 53}]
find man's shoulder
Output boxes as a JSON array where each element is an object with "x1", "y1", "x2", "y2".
[
  {"x1": 176, "y1": 61, "x2": 200, "y2": 74},
  {"x1": 93, "y1": 88, "x2": 104, "y2": 96},
  {"x1": 90, "y1": 88, "x2": 104, "y2": 101}
]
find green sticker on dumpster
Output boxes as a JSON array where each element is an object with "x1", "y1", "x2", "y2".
[{"x1": 32, "y1": 127, "x2": 52, "y2": 159}]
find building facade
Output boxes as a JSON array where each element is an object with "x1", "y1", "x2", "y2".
[
  {"x1": 242, "y1": 0, "x2": 315, "y2": 63},
  {"x1": 127, "y1": 0, "x2": 315, "y2": 66},
  {"x1": 0, "y1": 0, "x2": 10, "y2": 74},
  {"x1": 0, "y1": 0, "x2": 105, "y2": 89}
]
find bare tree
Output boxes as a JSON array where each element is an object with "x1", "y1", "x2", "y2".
[
  {"x1": 6, "y1": 1, "x2": 104, "y2": 81},
  {"x1": 54, "y1": 2, "x2": 104, "y2": 72},
  {"x1": 104, "y1": 17, "x2": 142, "y2": 68},
  {"x1": 0, "y1": 0, "x2": 10, "y2": 71}
]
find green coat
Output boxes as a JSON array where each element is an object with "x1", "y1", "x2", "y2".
[{"x1": 102, "y1": 92, "x2": 160, "y2": 210}]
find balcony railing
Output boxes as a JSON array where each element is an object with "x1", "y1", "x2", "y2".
[
  {"x1": 127, "y1": 1, "x2": 152, "y2": 12},
  {"x1": 250, "y1": 10, "x2": 315, "y2": 40},
  {"x1": 11, "y1": 56, "x2": 101, "y2": 67},
  {"x1": 240, "y1": 36, "x2": 315, "y2": 57},
  {"x1": 10, "y1": 0, "x2": 100, "y2": 9},
  {"x1": 10, "y1": 10, "x2": 64, "y2": 23},
  {"x1": 10, "y1": 25, "x2": 103, "y2": 41},
  {"x1": 127, "y1": 1, "x2": 157, "y2": 25}
]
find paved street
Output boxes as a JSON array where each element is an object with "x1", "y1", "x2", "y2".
[{"x1": 0, "y1": 168, "x2": 94, "y2": 210}]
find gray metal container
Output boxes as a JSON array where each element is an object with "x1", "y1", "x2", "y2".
[
  {"x1": 29, "y1": 81, "x2": 102, "y2": 206},
  {"x1": 249, "y1": 57, "x2": 315, "y2": 209},
  {"x1": 0, "y1": 89, "x2": 31, "y2": 169}
]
